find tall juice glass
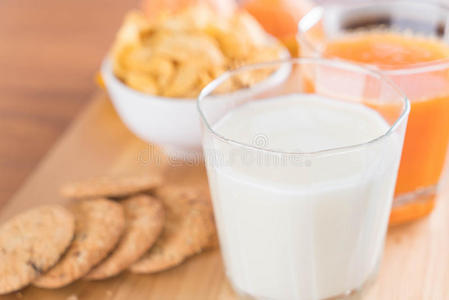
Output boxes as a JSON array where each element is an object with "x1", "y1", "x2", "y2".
[
  {"x1": 198, "y1": 58, "x2": 409, "y2": 300},
  {"x1": 298, "y1": 0, "x2": 449, "y2": 225}
]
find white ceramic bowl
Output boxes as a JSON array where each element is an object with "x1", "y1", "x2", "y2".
[
  {"x1": 102, "y1": 59, "x2": 203, "y2": 159},
  {"x1": 102, "y1": 53, "x2": 291, "y2": 160}
]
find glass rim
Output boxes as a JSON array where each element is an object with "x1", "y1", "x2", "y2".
[
  {"x1": 197, "y1": 57, "x2": 410, "y2": 156},
  {"x1": 297, "y1": 0, "x2": 449, "y2": 76}
]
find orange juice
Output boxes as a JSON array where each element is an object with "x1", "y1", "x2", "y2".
[
  {"x1": 241, "y1": 0, "x2": 313, "y2": 56},
  {"x1": 324, "y1": 32, "x2": 449, "y2": 225},
  {"x1": 324, "y1": 32, "x2": 449, "y2": 69}
]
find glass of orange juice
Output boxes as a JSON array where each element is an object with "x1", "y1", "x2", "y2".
[{"x1": 298, "y1": 0, "x2": 449, "y2": 225}]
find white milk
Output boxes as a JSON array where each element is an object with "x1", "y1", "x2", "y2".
[{"x1": 203, "y1": 95, "x2": 403, "y2": 300}]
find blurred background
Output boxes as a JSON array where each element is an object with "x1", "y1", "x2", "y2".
[{"x1": 0, "y1": 0, "x2": 140, "y2": 205}]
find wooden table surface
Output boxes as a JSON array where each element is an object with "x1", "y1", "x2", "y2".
[{"x1": 0, "y1": 0, "x2": 138, "y2": 206}]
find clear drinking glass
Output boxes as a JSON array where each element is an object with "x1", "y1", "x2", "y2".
[
  {"x1": 298, "y1": 0, "x2": 449, "y2": 225},
  {"x1": 198, "y1": 58, "x2": 409, "y2": 300}
]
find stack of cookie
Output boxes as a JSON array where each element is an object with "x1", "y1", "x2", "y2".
[{"x1": 0, "y1": 175, "x2": 217, "y2": 295}]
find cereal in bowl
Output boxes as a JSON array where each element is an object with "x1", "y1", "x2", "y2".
[{"x1": 111, "y1": 6, "x2": 286, "y2": 98}]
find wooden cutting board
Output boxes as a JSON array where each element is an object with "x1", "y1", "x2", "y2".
[{"x1": 0, "y1": 93, "x2": 448, "y2": 300}]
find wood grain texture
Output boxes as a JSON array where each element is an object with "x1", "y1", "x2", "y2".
[
  {"x1": 0, "y1": 94, "x2": 448, "y2": 299},
  {"x1": 0, "y1": 0, "x2": 139, "y2": 206}
]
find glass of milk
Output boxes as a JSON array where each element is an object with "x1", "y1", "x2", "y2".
[{"x1": 197, "y1": 58, "x2": 409, "y2": 300}]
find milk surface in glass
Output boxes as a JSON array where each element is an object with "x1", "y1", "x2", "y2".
[{"x1": 203, "y1": 94, "x2": 403, "y2": 300}]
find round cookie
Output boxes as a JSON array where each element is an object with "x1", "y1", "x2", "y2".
[
  {"x1": 85, "y1": 195, "x2": 165, "y2": 280},
  {"x1": 34, "y1": 199, "x2": 125, "y2": 288},
  {"x1": 129, "y1": 186, "x2": 217, "y2": 274},
  {"x1": 0, "y1": 205, "x2": 75, "y2": 294},
  {"x1": 60, "y1": 175, "x2": 163, "y2": 199}
]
